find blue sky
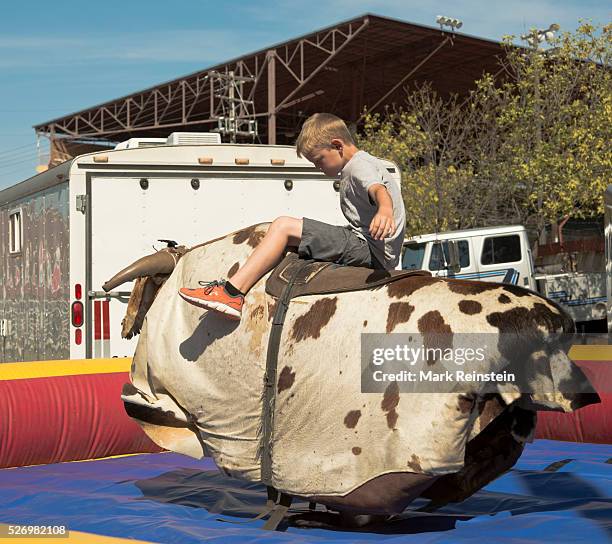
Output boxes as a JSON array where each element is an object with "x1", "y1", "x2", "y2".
[{"x1": 0, "y1": 0, "x2": 609, "y2": 190}]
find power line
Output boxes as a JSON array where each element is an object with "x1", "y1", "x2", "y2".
[
  {"x1": 0, "y1": 164, "x2": 39, "y2": 181},
  {"x1": 0, "y1": 155, "x2": 39, "y2": 171},
  {"x1": 0, "y1": 149, "x2": 40, "y2": 163},
  {"x1": 0, "y1": 142, "x2": 37, "y2": 156},
  {"x1": 0, "y1": 148, "x2": 40, "y2": 161},
  {"x1": 0, "y1": 109, "x2": 72, "y2": 113}
]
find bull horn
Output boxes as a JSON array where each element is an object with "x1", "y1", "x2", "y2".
[{"x1": 103, "y1": 249, "x2": 179, "y2": 292}]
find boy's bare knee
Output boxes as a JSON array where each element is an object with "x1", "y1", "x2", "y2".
[
  {"x1": 270, "y1": 216, "x2": 291, "y2": 228},
  {"x1": 270, "y1": 216, "x2": 302, "y2": 239}
]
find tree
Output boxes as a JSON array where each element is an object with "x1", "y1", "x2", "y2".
[{"x1": 357, "y1": 22, "x2": 612, "y2": 241}]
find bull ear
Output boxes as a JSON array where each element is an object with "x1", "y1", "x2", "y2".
[
  {"x1": 121, "y1": 275, "x2": 169, "y2": 339},
  {"x1": 121, "y1": 274, "x2": 169, "y2": 340},
  {"x1": 121, "y1": 277, "x2": 147, "y2": 339}
]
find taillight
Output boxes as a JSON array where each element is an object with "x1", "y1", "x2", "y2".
[
  {"x1": 75, "y1": 283, "x2": 82, "y2": 300},
  {"x1": 71, "y1": 301, "x2": 84, "y2": 327},
  {"x1": 75, "y1": 329, "x2": 82, "y2": 345}
]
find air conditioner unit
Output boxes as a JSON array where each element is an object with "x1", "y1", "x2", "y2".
[
  {"x1": 166, "y1": 132, "x2": 222, "y2": 145},
  {"x1": 114, "y1": 138, "x2": 167, "y2": 150}
]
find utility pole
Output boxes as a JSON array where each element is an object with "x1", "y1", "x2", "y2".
[
  {"x1": 211, "y1": 70, "x2": 258, "y2": 142},
  {"x1": 267, "y1": 50, "x2": 276, "y2": 145}
]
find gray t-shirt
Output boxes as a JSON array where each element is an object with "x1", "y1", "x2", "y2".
[{"x1": 339, "y1": 150, "x2": 406, "y2": 269}]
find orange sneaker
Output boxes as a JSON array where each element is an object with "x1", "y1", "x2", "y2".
[{"x1": 179, "y1": 280, "x2": 244, "y2": 320}]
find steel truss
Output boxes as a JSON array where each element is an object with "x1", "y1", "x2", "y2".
[{"x1": 36, "y1": 18, "x2": 370, "y2": 148}]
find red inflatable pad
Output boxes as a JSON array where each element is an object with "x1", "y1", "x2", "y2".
[
  {"x1": 536, "y1": 358, "x2": 611, "y2": 444},
  {"x1": 1, "y1": 350, "x2": 608, "y2": 470},
  {"x1": 0, "y1": 360, "x2": 163, "y2": 469}
]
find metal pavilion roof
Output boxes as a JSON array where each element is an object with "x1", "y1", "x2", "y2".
[{"x1": 34, "y1": 13, "x2": 506, "y2": 160}]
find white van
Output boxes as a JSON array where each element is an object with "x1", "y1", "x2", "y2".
[
  {"x1": 401, "y1": 224, "x2": 607, "y2": 326},
  {"x1": 401, "y1": 225, "x2": 536, "y2": 289}
]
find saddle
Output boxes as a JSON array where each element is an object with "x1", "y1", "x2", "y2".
[{"x1": 265, "y1": 251, "x2": 431, "y2": 299}]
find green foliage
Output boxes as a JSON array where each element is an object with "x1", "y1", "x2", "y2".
[{"x1": 357, "y1": 22, "x2": 611, "y2": 240}]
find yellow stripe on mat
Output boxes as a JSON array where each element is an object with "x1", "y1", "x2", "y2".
[
  {"x1": 0, "y1": 345, "x2": 609, "y2": 382},
  {"x1": 568, "y1": 344, "x2": 612, "y2": 362},
  {"x1": 1, "y1": 451, "x2": 170, "y2": 471},
  {"x1": 0, "y1": 359, "x2": 132, "y2": 381},
  {"x1": 0, "y1": 524, "x2": 156, "y2": 543}
]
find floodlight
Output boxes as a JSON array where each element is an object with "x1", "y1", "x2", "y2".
[
  {"x1": 436, "y1": 15, "x2": 463, "y2": 31},
  {"x1": 520, "y1": 23, "x2": 559, "y2": 49}
]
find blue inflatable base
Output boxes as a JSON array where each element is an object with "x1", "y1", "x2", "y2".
[{"x1": 0, "y1": 439, "x2": 610, "y2": 543}]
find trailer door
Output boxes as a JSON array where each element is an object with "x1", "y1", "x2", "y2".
[{"x1": 88, "y1": 173, "x2": 342, "y2": 358}]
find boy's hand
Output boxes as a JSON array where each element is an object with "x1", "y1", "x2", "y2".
[
  {"x1": 368, "y1": 184, "x2": 396, "y2": 240},
  {"x1": 370, "y1": 206, "x2": 396, "y2": 240}
]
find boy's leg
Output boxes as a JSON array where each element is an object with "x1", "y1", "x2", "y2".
[
  {"x1": 298, "y1": 217, "x2": 378, "y2": 268},
  {"x1": 229, "y1": 216, "x2": 303, "y2": 294},
  {"x1": 178, "y1": 217, "x2": 302, "y2": 319}
]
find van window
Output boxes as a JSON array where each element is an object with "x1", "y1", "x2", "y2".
[
  {"x1": 429, "y1": 240, "x2": 470, "y2": 271},
  {"x1": 402, "y1": 242, "x2": 426, "y2": 270},
  {"x1": 481, "y1": 235, "x2": 521, "y2": 265},
  {"x1": 9, "y1": 210, "x2": 22, "y2": 254}
]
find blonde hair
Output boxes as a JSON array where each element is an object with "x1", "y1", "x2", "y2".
[{"x1": 295, "y1": 113, "x2": 355, "y2": 157}]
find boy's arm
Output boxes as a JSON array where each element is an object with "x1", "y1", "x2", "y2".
[{"x1": 367, "y1": 183, "x2": 395, "y2": 241}]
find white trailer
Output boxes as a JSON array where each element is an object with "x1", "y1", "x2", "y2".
[
  {"x1": 0, "y1": 134, "x2": 403, "y2": 363},
  {"x1": 401, "y1": 224, "x2": 607, "y2": 328}
]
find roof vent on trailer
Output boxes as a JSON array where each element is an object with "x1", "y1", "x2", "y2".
[
  {"x1": 114, "y1": 138, "x2": 166, "y2": 150},
  {"x1": 166, "y1": 132, "x2": 221, "y2": 145}
]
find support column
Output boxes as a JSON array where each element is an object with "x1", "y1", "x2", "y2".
[
  {"x1": 267, "y1": 50, "x2": 276, "y2": 145},
  {"x1": 349, "y1": 62, "x2": 362, "y2": 138}
]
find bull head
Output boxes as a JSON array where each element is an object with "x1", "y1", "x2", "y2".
[{"x1": 103, "y1": 244, "x2": 189, "y2": 338}]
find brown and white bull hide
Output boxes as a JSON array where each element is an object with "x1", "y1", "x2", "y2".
[{"x1": 119, "y1": 223, "x2": 599, "y2": 514}]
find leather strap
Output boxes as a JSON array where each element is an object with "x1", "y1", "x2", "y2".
[
  {"x1": 250, "y1": 260, "x2": 311, "y2": 532},
  {"x1": 215, "y1": 486, "x2": 283, "y2": 525},
  {"x1": 261, "y1": 492, "x2": 293, "y2": 531},
  {"x1": 260, "y1": 258, "x2": 314, "y2": 483}
]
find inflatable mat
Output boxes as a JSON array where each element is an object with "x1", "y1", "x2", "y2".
[{"x1": 0, "y1": 439, "x2": 609, "y2": 543}]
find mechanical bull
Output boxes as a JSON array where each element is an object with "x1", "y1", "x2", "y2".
[{"x1": 104, "y1": 223, "x2": 600, "y2": 529}]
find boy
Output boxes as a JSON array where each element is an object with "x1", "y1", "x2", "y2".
[{"x1": 179, "y1": 113, "x2": 406, "y2": 320}]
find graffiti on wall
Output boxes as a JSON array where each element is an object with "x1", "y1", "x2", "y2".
[{"x1": 0, "y1": 182, "x2": 70, "y2": 362}]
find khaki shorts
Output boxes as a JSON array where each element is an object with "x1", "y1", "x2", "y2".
[{"x1": 297, "y1": 217, "x2": 384, "y2": 269}]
